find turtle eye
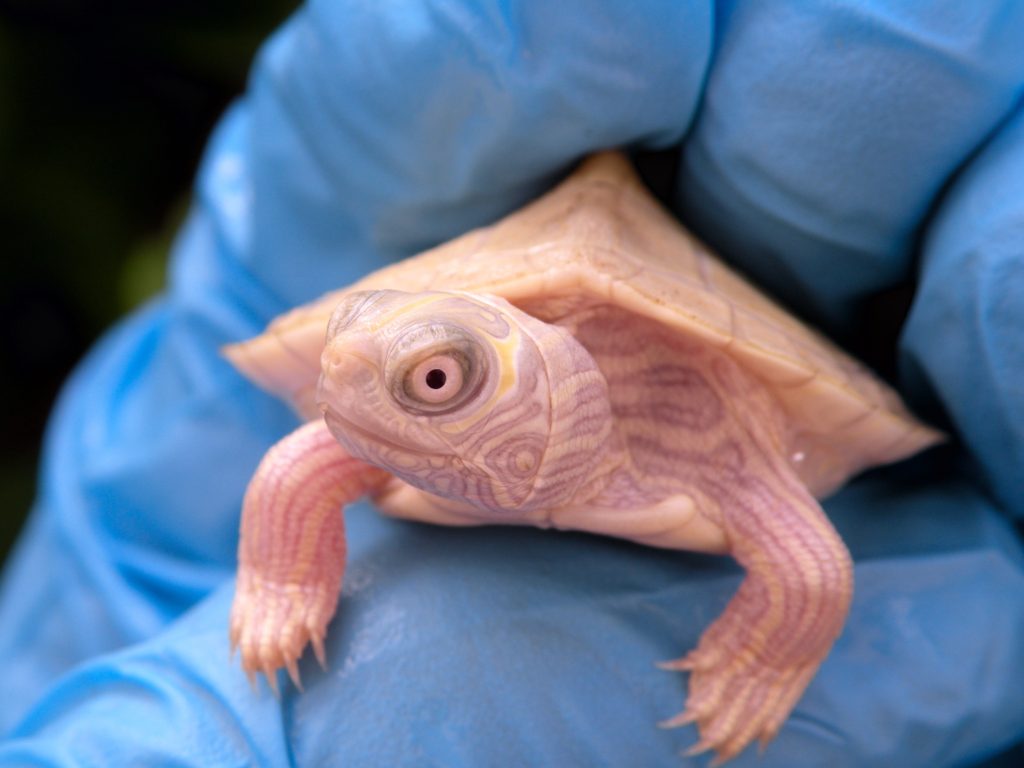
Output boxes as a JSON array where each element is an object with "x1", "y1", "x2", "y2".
[
  {"x1": 388, "y1": 323, "x2": 487, "y2": 414},
  {"x1": 407, "y1": 354, "x2": 465, "y2": 404}
]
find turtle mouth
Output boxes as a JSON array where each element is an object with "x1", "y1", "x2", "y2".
[
  {"x1": 320, "y1": 406, "x2": 433, "y2": 461},
  {"x1": 321, "y1": 406, "x2": 498, "y2": 485}
]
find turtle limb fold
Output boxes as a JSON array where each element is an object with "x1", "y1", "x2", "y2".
[{"x1": 229, "y1": 420, "x2": 388, "y2": 687}]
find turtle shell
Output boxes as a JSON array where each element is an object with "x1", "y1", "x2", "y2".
[{"x1": 226, "y1": 152, "x2": 942, "y2": 497}]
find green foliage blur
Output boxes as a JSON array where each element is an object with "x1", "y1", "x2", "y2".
[{"x1": 0, "y1": 2, "x2": 295, "y2": 563}]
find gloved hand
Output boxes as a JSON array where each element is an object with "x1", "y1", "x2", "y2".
[{"x1": 2, "y1": 1, "x2": 1024, "y2": 765}]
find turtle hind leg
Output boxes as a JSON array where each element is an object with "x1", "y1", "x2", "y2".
[{"x1": 661, "y1": 469, "x2": 853, "y2": 764}]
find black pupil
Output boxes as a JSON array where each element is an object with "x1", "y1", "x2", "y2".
[{"x1": 425, "y1": 369, "x2": 447, "y2": 390}]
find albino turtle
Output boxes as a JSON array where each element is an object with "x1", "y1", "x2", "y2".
[{"x1": 226, "y1": 152, "x2": 943, "y2": 762}]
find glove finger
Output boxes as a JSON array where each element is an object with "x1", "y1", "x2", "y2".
[
  {"x1": 244, "y1": 0, "x2": 713, "y2": 309},
  {"x1": 901, "y1": 102, "x2": 1024, "y2": 519},
  {"x1": 675, "y1": 1, "x2": 1024, "y2": 332}
]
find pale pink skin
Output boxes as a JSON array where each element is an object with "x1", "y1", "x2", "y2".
[
  {"x1": 229, "y1": 420, "x2": 388, "y2": 691},
  {"x1": 231, "y1": 290, "x2": 853, "y2": 763}
]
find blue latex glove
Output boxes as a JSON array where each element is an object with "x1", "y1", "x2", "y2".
[{"x1": 2, "y1": 1, "x2": 1024, "y2": 765}]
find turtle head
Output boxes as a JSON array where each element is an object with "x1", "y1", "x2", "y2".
[{"x1": 317, "y1": 289, "x2": 612, "y2": 517}]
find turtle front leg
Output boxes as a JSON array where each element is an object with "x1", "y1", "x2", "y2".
[
  {"x1": 662, "y1": 471, "x2": 853, "y2": 763},
  {"x1": 229, "y1": 420, "x2": 389, "y2": 688}
]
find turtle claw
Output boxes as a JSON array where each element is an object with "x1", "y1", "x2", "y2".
[
  {"x1": 286, "y1": 658, "x2": 303, "y2": 691},
  {"x1": 265, "y1": 668, "x2": 281, "y2": 698},
  {"x1": 662, "y1": 644, "x2": 820, "y2": 765},
  {"x1": 312, "y1": 633, "x2": 328, "y2": 671},
  {"x1": 229, "y1": 569, "x2": 337, "y2": 693},
  {"x1": 683, "y1": 738, "x2": 714, "y2": 758},
  {"x1": 657, "y1": 706, "x2": 699, "y2": 729},
  {"x1": 655, "y1": 658, "x2": 689, "y2": 672}
]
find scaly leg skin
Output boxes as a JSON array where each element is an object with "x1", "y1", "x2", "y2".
[
  {"x1": 229, "y1": 420, "x2": 389, "y2": 690},
  {"x1": 661, "y1": 468, "x2": 853, "y2": 764}
]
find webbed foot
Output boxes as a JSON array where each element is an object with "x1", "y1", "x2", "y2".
[
  {"x1": 660, "y1": 648, "x2": 819, "y2": 764},
  {"x1": 230, "y1": 572, "x2": 334, "y2": 690},
  {"x1": 661, "y1": 474, "x2": 853, "y2": 763}
]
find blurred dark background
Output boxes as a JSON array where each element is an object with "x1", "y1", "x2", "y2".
[{"x1": 0, "y1": 2, "x2": 294, "y2": 564}]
